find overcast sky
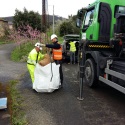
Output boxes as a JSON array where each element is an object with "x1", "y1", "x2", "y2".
[{"x1": 0, "y1": 0, "x2": 95, "y2": 18}]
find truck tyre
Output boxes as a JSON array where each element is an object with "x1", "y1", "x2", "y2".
[{"x1": 84, "y1": 58, "x2": 97, "y2": 87}]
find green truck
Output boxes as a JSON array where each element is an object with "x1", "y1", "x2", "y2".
[{"x1": 76, "y1": 0, "x2": 125, "y2": 95}]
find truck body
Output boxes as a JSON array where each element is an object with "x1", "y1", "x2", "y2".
[{"x1": 76, "y1": 0, "x2": 125, "y2": 94}]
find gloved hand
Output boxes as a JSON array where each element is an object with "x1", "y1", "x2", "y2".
[{"x1": 40, "y1": 44, "x2": 46, "y2": 47}]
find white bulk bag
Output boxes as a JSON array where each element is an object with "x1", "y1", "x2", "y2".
[{"x1": 33, "y1": 63, "x2": 61, "y2": 92}]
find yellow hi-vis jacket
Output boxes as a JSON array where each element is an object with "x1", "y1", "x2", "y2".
[
  {"x1": 27, "y1": 48, "x2": 44, "y2": 83},
  {"x1": 69, "y1": 41, "x2": 76, "y2": 52}
]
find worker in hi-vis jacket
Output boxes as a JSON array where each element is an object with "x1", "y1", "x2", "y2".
[{"x1": 27, "y1": 42, "x2": 44, "y2": 87}]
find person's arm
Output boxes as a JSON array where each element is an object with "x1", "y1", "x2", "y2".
[{"x1": 46, "y1": 43, "x2": 60, "y2": 49}]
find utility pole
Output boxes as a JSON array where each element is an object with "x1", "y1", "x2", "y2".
[
  {"x1": 53, "y1": 5, "x2": 55, "y2": 34},
  {"x1": 42, "y1": 0, "x2": 47, "y2": 32}
]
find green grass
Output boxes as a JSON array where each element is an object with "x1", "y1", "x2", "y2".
[
  {"x1": 11, "y1": 43, "x2": 34, "y2": 62},
  {"x1": 0, "y1": 36, "x2": 13, "y2": 45},
  {"x1": 0, "y1": 41, "x2": 6, "y2": 44},
  {"x1": 7, "y1": 80, "x2": 28, "y2": 125}
]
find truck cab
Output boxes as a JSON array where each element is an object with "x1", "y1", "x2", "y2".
[{"x1": 77, "y1": 0, "x2": 125, "y2": 42}]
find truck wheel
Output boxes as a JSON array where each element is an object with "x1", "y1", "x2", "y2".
[{"x1": 84, "y1": 58, "x2": 97, "y2": 87}]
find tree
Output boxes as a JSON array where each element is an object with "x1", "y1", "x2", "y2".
[
  {"x1": 9, "y1": 25, "x2": 41, "y2": 47},
  {"x1": 13, "y1": 8, "x2": 41, "y2": 31},
  {"x1": 59, "y1": 15, "x2": 80, "y2": 36}
]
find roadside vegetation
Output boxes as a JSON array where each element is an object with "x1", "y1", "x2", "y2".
[
  {"x1": 11, "y1": 43, "x2": 34, "y2": 62},
  {"x1": 0, "y1": 36, "x2": 11, "y2": 44},
  {"x1": 8, "y1": 80, "x2": 28, "y2": 125},
  {"x1": 0, "y1": 81, "x2": 27, "y2": 125}
]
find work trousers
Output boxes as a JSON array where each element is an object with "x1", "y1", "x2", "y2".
[
  {"x1": 27, "y1": 64, "x2": 35, "y2": 83},
  {"x1": 70, "y1": 51, "x2": 76, "y2": 64}
]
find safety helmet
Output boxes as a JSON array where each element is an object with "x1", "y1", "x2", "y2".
[
  {"x1": 35, "y1": 42, "x2": 42, "y2": 50},
  {"x1": 51, "y1": 34, "x2": 57, "y2": 40}
]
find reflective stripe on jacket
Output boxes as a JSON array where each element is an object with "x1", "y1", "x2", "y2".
[{"x1": 52, "y1": 47, "x2": 62, "y2": 60}]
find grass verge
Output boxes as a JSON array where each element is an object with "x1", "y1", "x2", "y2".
[
  {"x1": 0, "y1": 36, "x2": 13, "y2": 45},
  {"x1": 11, "y1": 43, "x2": 34, "y2": 62},
  {"x1": 7, "y1": 80, "x2": 28, "y2": 125},
  {"x1": 11, "y1": 42, "x2": 48, "y2": 62}
]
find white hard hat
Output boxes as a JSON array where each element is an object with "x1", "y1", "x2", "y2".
[
  {"x1": 51, "y1": 34, "x2": 57, "y2": 40},
  {"x1": 35, "y1": 42, "x2": 42, "y2": 50}
]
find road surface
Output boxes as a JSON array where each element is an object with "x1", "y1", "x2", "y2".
[{"x1": 0, "y1": 43, "x2": 125, "y2": 125}]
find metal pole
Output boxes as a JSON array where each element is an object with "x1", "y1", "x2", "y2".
[
  {"x1": 53, "y1": 5, "x2": 54, "y2": 34},
  {"x1": 77, "y1": 43, "x2": 84, "y2": 100},
  {"x1": 77, "y1": 66, "x2": 84, "y2": 100}
]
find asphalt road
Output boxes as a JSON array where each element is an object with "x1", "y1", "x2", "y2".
[
  {"x1": 20, "y1": 65, "x2": 125, "y2": 124},
  {"x1": 1, "y1": 43, "x2": 125, "y2": 125},
  {"x1": 0, "y1": 43, "x2": 27, "y2": 125}
]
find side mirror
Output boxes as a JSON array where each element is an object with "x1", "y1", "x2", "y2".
[{"x1": 76, "y1": 18, "x2": 82, "y2": 28}]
